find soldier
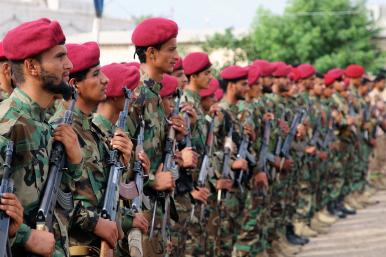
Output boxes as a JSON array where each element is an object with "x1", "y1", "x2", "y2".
[
  {"x1": 49, "y1": 42, "x2": 134, "y2": 256},
  {"x1": 129, "y1": 17, "x2": 197, "y2": 257},
  {"x1": 171, "y1": 57, "x2": 188, "y2": 89},
  {"x1": 368, "y1": 73, "x2": 386, "y2": 189},
  {"x1": 0, "y1": 41, "x2": 13, "y2": 101},
  {"x1": 200, "y1": 78, "x2": 220, "y2": 113},
  {"x1": 0, "y1": 18, "x2": 83, "y2": 256},
  {"x1": 214, "y1": 65, "x2": 254, "y2": 256}
]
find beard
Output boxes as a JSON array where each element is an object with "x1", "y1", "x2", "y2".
[
  {"x1": 235, "y1": 91, "x2": 245, "y2": 101},
  {"x1": 278, "y1": 83, "x2": 289, "y2": 93},
  {"x1": 262, "y1": 84, "x2": 273, "y2": 93},
  {"x1": 41, "y1": 69, "x2": 72, "y2": 100}
]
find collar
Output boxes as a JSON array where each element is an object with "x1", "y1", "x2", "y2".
[
  {"x1": 72, "y1": 106, "x2": 93, "y2": 130},
  {"x1": 92, "y1": 113, "x2": 115, "y2": 136},
  {"x1": 12, "y1": 88, "x2": 47, "y2": 122}
]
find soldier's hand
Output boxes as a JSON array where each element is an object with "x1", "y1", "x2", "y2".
[
  {"x1": 53, "y1": 124, "x2": 82, "y2": 164},
  {"x1": 305, "y1": 146, "x2": 317, "y2": 155},
  {"x1": 132, "y1": 212, "x2": 149, "y2": 234},
  {"x1": 25, "y1": 229, "x2": 55, "y2": 257},
  {"x1": 244, "y1": 124, "x2": 256, "y2": 141},
  {"x1": 94, "y1": 218, "x2": 120, "y2": 248},
  {"x1": 180, "y1": 103, "x2": 198, "y2": 126},
  {"x1": 111, "y1": 128, "x2": 133, "y2": 166},
  {"x1": 209, "y1": 104, "x2": 222, "y2": 116},
  {"x1": 253, "y1": 172, "x2": 268, "y2": 190},
  {"x1": 216, "y1": 179, "x2": 233, "y2": 191},
  {"x1": 170, "y1": 115, "x2": 187, "y2": 141},
  {"x1": 153, "y1": 164, "x2": 175, "y2": 191},
  {"x1": 273, "y1": 157, "x2": 293, "y2": 171},
  {"x1": 318, "y1": 151, "x2": 328, "y2": 160},
  {"x1": 138, "y1": 150, "x2": 150, "y2": 175},
  {"x1": 278, "y1": 119, "x2": 289, "y2": 135},
  {"x1": 263, "y1": 112, "x2": 274, "y2": 121},
  {"x1": 296, "y1": 124, "x2": 306, "y2": 139},
  {"x1": 231, "y1": 159, "x2": 248, "y2": 171},
  {"x1": 369, "y1": 138, "x2": 377, "y2": 147},
  {"x1": 347, "y1": 116, "x2": 355, "y2": 126},
  {"x1": 177, "y1": 147, "x2": 198, "y2": 168},
  {"x1": 0, "y1": 193, "x2": 23, "y2": 237},
  {"x1": 191, "y1": 187, "x2": 210, "y2": 204}
]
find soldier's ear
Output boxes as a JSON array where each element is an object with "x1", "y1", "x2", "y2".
[
  {"x1": 69, "y1": 78, "x2": 78, "y2": 88},
  {"x1": 24, "y1": 58, "x2": 40, "y2": 77}
]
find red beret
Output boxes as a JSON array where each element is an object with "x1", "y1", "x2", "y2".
[
  {"x1": 324, "y1": 73, "x2": 335, "y2": 86},
  {"x1": 173, "y1": 57, "x2": 183, "y2": 71},
  {"x1": 344, "y1": 64, "x2": 365, "y2": 78},
  {"x1": 122, "y1": 62, "x2": 141, "y2": 69},
  {"x1": 183, "y1": 52, "x2": 211, "y2": 76},
  {"x1": 248, "y1": 65, "x2": 260, "y2": 86},
  {"x1": 199, "y1": 78, "x2": 219, "y2": 98},
  {"x1": 327, "y1": 68, "x2": 344, "y2": 80},
  {"x1": 215, "y1": 88, "x2": 224, "y2": 101},
  {"x1": 298, "y1": 64, "x2": 316, "y2": 79},
  {"x1": 3, "y1": 18, "x2": 65, "y2": 61},
  {"x1": 272, "y1": 63, "x2": 292, "y2": 77},
  {"x1": 271, "y1": 61, "x2": 286, "y2": 71},
  {"x1": 0, "y1": 41, "x2": 5, "y2": 60},
  {"x1": 288, "y1": 67, "x2": 301, "y2": 81},
  {"x1": 131, "y1": 17, "x2": 178, "y2": 47},
  {"x1": 66, "y1": 42, "x2": 100, "y2": 74},
  {"x1": 220, "y1": 65, "x2": 249, "y2": 80},
  {"x1": 102, "y1": 63, "x2": 140, "y2": 97},
  {"x1": 160, "y1": 74, "x2": 178, "y2": 97},
  {"x1": 252, "y1": 60, "x2": 275, "y2": 77}
]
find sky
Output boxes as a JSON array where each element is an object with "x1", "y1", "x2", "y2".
[{"x1": 104, "y1": 0, "x2": 386, "y2": 30}]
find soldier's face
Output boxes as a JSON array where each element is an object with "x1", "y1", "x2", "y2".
[
  {"x1": 323, "y1": 87, "x2": 334, "y2": 97},
  {"x1": 375, "y1": 80, "x2": 385, "y2": 91},
  {"x1": 248, "y1": 83, "x2": 261, "y2": 98},
  {"x1": 37, "y1": 45, "x2": 73, "y2": 98},
  {"x1": 153, "y1": 38, "x2": 179, "y2": 74},
  {"x1": 171, "y1": 69, "x2": 188, "y2": 89},
  {"x1": 313, "y1": 83, "x2": 324, "y2": 96},
  {"x1": 234, "y1": 79, "x2": 248, "y2": 100},
  {"x1": 77, "y1": 65, "x2": 109, "y2": 105},
  {"x1": 194, "y1": 68, "x2": 212, "y2": 90},
  {"x1": 200, "y1": 95, "x2": 216, "y2": 112},
  {"x1": 162, "y1": 95, "x2": 174, "y2": 117},
  {"x1": 334, "y1": 81, "x2": 345, "y2": 92}
]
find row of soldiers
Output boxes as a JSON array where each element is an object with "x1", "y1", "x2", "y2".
[{"x1": 0, "y1": 16, "x2": 386, "y2": 257}]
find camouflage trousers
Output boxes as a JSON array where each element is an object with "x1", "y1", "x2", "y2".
[
  {"x1": 170, "y1": 194, "x2": 192, "y2": 257},
  {"x1": 265, "y1": 170, "x2": 295, "y2": 243},
  {"x1": 233, "y1": 187, "x2": 267, "y2": 257},
  {"x1": 214, "y1": 191, "x2": 244, "y2": 257},
  {"x1": 185, "y1": 195, "x2": 217, "y2": 257}
]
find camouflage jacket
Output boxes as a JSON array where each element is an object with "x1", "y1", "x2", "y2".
[
  {"x1": 0, "y1": 88, "x2": 82, "y2": 256},
  {"x1": 125, "y1": 69, "x2": 168, "y2": 191}
]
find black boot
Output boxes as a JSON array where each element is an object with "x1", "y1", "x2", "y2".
[
  {"x1": 336, "y1": 199, "x2": 356, "y2": 215},
  {"x1": 328, "y1": 201, "x2": 347, "y2": 219},
  {"x1": 286, "y1": 225, "x2": 309, "y2": 245}
]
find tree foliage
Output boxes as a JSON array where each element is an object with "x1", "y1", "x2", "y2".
[{"x1": 203, "y1": 0, "x2": 385, "y2": 73}]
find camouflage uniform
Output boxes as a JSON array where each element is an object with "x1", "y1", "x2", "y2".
[
  {"x1": 0, "y1": 88, "x2": 83, "y2": 257},
  {"x1": 233, "y1": 99, "x2": 268, "y2": 257},
  {"x1": 213, "y1": 98, "x2": 246, "y2": 257},
  {"x1": 125, "y1": 69, "x2": 171, "y2": 257},
  {"x1": 177, "y1": 88, "x2": 209, "y2": 257},
  {"x1": 50, "y1": 104, "x2": 134, "y2": 256}
]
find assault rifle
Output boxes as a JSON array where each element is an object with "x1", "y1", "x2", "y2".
[
  {"x1": 0, "y1": 141, "x2": 14, "y2": 257},
  {"x1": 100, "y1": 88, "x2": 132, "y2": 257}
]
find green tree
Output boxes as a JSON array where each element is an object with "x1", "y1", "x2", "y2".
[{"x1": 204, "y1": 0, "x2": 385, "y2": 73}]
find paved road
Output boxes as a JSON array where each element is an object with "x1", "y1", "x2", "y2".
[{"x1": 298, "y1": 190, "x2": 386, "y2": 257}]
